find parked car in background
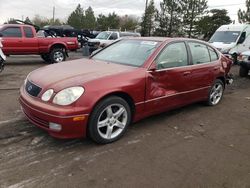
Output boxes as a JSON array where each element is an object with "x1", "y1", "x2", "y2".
[
  {"x1": 0, "y1": 33, "x2": 6, "y2": 72},
  {"x1": 20, "y1": 37, "x2": 232, "y2": 144},
  {"x1": 88, "y1": 31, "x2": 141, "y2": 53},
  {"x1": 238, "y1": 51, "x2": 250, "y2": 77},
  {"x1": 209, "y1": 24, "x2": 250, "y2": 63},
  {"x1": 0, "y1": 24, "x2": 79, "y2": 63}
]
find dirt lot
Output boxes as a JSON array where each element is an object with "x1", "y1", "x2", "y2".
[{"x1": 0, "y1": 53, "x2": 250, "y2": 188}]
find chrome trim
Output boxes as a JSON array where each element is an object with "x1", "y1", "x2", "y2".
[
  {"x1": 135, "y1": 86, "x2": 210, "y2": 105},
  {"x1": 148, "y1": 61, "x2": 218, "y2": 73}
]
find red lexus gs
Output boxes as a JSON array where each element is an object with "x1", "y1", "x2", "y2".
[{"x1": 20, "y1": 37, "x2": 232, "y2": 144}]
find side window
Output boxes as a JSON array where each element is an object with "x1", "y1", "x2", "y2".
[
  {"x1": 156, "y1": 42, "x2": 188, "y2": 69},
  {"x1": 208, "y1": 47, "x2": 219, "y2": 62},
  {"x1": 109, "y1": 33, "x2": 118, "y2": 40},
  {"x1": 24, "y1": 27, "x2": 34, "y2": 38},
  {"x1": 238, "y1": 32, "x2": 246, "y2": 44},
  {"x1": 2, "y1": 27, "x2": 22, "y2": 37},
  {"x1": 188, "y1": 42, "x2": 210, "y2": 64}
]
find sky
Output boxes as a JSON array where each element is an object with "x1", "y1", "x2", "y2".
[{"x1": 0, "y1": 0, "x2": 246, "y2": 24}]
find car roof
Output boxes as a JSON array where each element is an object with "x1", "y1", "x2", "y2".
[
  {"x1": 0, "y1": 24, "x2": 32, "y2": 27},
  {"x1": 126, "y1": 37, "x2": 208, "y2": 43}
]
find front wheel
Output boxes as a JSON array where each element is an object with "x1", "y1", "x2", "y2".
[
  {"x1": 49, "y1": 48, "x2": 66, "y2": 63},
  {"x1": 207, "y1": 79, "x2": 224, "y2": 106},
  {"x1": 88, "y1": 96, "x2": 131, "y2": 144}
]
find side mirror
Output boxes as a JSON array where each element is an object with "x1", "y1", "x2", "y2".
[{"x1": 0, "y1": 33, "x2": 3, "y2": 37}]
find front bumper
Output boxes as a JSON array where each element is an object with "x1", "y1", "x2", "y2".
[{"x1": 19, "y1": 86, "x2": 89, "y2": 139}]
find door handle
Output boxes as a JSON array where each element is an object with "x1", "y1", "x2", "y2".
[{"x1": 183, "y1": 71, "x2": 191, "y2": 76}]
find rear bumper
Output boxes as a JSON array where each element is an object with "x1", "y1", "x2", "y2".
[{"x1": 19, "y1": 86, "x2": 89, "y2": 139}]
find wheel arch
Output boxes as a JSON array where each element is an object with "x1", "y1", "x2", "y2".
[
  {"x1": 90, "y1": 91, "x2": 136, "y2": 121},
  {"x1": 216, "y1": 76, "x2": 226, "y2": 87},
  {"x1": 49, "y1": 43, "x2": 67, "y2": 52}
]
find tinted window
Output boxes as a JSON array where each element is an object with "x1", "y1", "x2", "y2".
[
  {"x1": 208, "y1": 47, "x2": 218, "y2": 61},
  {"x1": 2, "y1": 27, "x2": 22, "y2": 37},
  {"x1": 156, "y1": 42, "x2": 188, "y2": 69},
  {"x1": 92, "y1": 40, "x2": 159, "y2": 67},
  {"x1": 24, "y1": 27, "x2": 34, "y2": 38},
  {"x1": 109, "y1": 33, "x2": 118, "y2": 40},
  {"x1": 189, "y1": 42, "x2": 210, "y2": 64}
]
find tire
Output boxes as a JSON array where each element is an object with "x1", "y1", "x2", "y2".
[
  {"x1": 40, "y1": 54, "x2": 51, "y2": 63},
  {"x1": 49, "y1": 48, "x2": 66, "y2": 63},
  {"x1": 88, "y1": 96, "x2": 132, "y2": 144},
  {"x1": 0, "y1": 59, "x2": 4, "y2": 73},
  {"x1": 232, "y1": 53, "x2": 238, "y2": 65},
  {"x1": 207, "y1": 79, "x2": 224, "y2": 106},
  {"x1": 239, "y1": 66, "x2": 249, "y2": 77}
]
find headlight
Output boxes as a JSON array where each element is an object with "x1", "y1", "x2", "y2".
[
  {"x1": 41, "y1": 89, "x2": 54, "y2": 102},
  {"x1": 53, "y1": 87, "x2": 84, "y2": 106}
]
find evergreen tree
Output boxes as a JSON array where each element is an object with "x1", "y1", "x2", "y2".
[
  {"x1": 120, "y1": 15, "x2": 139, "y2": 31},
  {"x1": 238, "y1": 0, "x2": 250, "y2": 23},
  {"x1": 141, "y1": 0, "x2": 156, "y2": 36},
  {"x1": 182, "y1": 0, "x2": 208, "y2": 38},
  {"x1": 24, "y1": 17, "x2": 32, "y2": 24},
  {"x1": 155, "y1": 0, "x2": 182, "y2": 37},
  {"x1": 67, "y1": 4, "x2": 85, "y2": 29},
  {"x1": 85, "y1": 6, "x2": 96, "y2": 29},
  {"x1": 196, "y1": 9, "x2": 231, "y2": 40},
  {"x1": 96, "y1": 12, "x2": 120, "y2": 30}
]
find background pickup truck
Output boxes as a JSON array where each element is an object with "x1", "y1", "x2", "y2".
[{"x1": 0, "y1": 24, "x2": 79, "y2": 63}]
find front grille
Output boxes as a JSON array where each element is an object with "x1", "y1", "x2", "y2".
[
  {"x1": 25, "y1": 80, "x2": 42, "y2": 97},
  {"x1": 88, "y1": 42, "x2": 99, "y2": 47}
]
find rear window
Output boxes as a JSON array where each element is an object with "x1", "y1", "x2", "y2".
[
  {"x1": 188, "y1": 42, "x2": 210, "y2": 64},
  {"x1": 24, "y1": 27, "x2": 34, "y2": 38},
  {"x1": 1, "y1": 27, "x2": 22, "y2": 37},
  {"x1": 208, "y1": 47, "x2": 219, "y2": 61}
]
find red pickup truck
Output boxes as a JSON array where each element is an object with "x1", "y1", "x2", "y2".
[{"x1": 0, "y1": 24, "x2": 79, "y2": 63}]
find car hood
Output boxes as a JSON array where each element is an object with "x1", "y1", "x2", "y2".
[
  {"x1": 210, "y1": 42, "x2": 236, "y2": 52},
  {"x1": 28, "y1": 58, "x2": 135, "y2": 91},
  {"x1": 89, "y1": 39, "x2": 112, "y2": 45}
]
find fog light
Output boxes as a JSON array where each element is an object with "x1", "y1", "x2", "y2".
[{"x1": 49, "y1": 122, "x2": 62, "y2": 131}]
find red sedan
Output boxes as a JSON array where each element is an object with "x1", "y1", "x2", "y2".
[{"x1": 20, "y1": 37, "x2": 233, "y2": 144}]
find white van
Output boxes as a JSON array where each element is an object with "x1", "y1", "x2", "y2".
[{"x1": 209, "y1": 24, "x2": 250, "y2": 62}]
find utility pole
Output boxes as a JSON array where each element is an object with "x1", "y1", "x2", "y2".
[{"x1": 52, "y1": 6, "x2": 55, "y2": 23}]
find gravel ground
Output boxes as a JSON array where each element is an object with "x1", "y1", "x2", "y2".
[{"x1": 0, "y1": 54, "x2": 250, "y2": 188}]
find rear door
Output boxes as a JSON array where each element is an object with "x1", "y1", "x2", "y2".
[
  {"x1": 21, "y1": 26, "x2": 39, "y2": 54},
  {"x1": 1, "y1": 26, "x2": 23, "y2": 54},
  {"x1": 185, "y1": 41, "x2": 219, "y2": 102},
  {"x1": 145, "y1": 41, "x2": 193, "y2": 114}
]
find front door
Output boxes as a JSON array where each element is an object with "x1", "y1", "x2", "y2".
[{"x1": 145, "y1": 41, "x2": 192, "y2": 115}]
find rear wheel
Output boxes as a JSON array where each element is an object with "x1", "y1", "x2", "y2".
[
  {"x1": 239, "y1": 66, "x2": 249, "y2": 77},
  {"x1": 207, "y1": 79, "x2": 224, "y2": 106},
  {"x1": 88, "y1": 96, "x2": 131, "y2": 144},
  {"x1": 49, "y1": 48, "x2": 66, "y2": 63},
  {"x1": 40, "y1": 54, "x2": 51, "y2": 63}
]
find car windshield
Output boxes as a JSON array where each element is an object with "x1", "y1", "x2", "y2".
[
  {"x1": 92, "y1": 39, "x2": 159, "y2": 67},
  {"x1": 209, "y1": 31, "x2": 241, "y2": 43},
  {"x1": 95, "y1": 31, "x2": 111, "y2": 40}
]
